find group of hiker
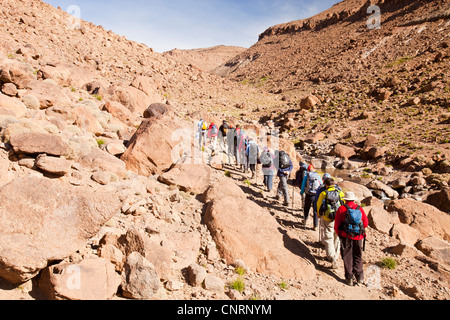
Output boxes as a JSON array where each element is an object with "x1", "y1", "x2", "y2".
[{"x1": 197, "y1": 118, "x2": 369, "y2": 287}]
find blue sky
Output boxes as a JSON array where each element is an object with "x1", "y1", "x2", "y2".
[{"x1": 43, "y1": 0, "x2": 342, "y2": 52}]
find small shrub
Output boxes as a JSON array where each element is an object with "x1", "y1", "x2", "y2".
[
  {"x1": 97, "y1": 139, "x2": 105, "y2": 147},
  {"x1": 380, "y1": 257, "x2": 398, "y2": 270},
  {"x1": 278, "y1": 280, "x2": 289, "y2": 290},
  {"x1": 224, "y1": 171, "x2": 231, "y2": 178},
  {"x1": 228, "y1": 277, "x2": 245, "y2": 293},
  {"x1": 234, "y1": 266, "x2": 246, "y2": 276}
]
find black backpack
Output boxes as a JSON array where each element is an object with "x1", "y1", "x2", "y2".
[
  {"x1": 279, "y1": 151, "x2": 291, "y2": 169},
  {"x1": 324, "y1": 188, "x2": 344, "y2": 221}
]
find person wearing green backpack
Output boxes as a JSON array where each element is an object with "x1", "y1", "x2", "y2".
[{"x1": 316, "y1": 177, "x2": 345, "y2": 269}]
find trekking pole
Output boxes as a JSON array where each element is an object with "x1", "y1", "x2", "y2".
[{"x1": 292, "y1": 184, "x2": 295, "y2": 210}]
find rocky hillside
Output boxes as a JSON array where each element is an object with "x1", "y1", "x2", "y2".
[
  {"x1": 163, "y1": 45, "x2": 247, "y2": 73},
  {"x1": 0, "y1": 0, "x2": 449, "y2": 302},
  {"x1": 215, "y1": 0, "x2": 450, "y2": 163}
]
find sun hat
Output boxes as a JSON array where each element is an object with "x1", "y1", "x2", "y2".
[
  {"x1": 308, "y1": 164, "x2": 315, "y2": 172},
  {"x1": 323, "y1": 173, "x2": 332, "y2": 180},
  {"x1": 343, "y1": 192, "x2": 358, "y2": 202}
]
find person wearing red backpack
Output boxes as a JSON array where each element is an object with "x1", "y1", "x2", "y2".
[{"x1": 334, "y1": 192, "x2": 369, "y2": 287}]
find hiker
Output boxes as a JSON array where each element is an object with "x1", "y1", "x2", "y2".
[
  {"x1": 294, "y1": 162, "x2": 309, "y2": 206},
  {"x1": 334, "y1": 192, "x2": 369, "y2": 287},
  {"x1": 219, "y1": 120, "x2": 229, "y2": 148},
  {"x1": 207, "y1": 122, "x2": 219, "y2": 149},
  {"x1": 316, "y1": 177, "x2": 345, "y2": 269},
  {"x1": 301, "y1": 165, "x2": 323, "y2": 230},
  {"x1": 276, "y1": 151, "x2": 293, "y2": 207},
  {"x1": 236, "y1": 127, "x2": 247, "y2": 171},
  {"x1": 234, "y1": 125, "x2": 242, "y2": 167},
  {"x1": 246, "y1": 138, "x2": 260, "y2": 179},
  {"x1": 260, "y1": 147, "x2": 276, "y2": 194},
  {"x1": 226, "y1": 125, "x2": 236, "y2": 165},
  {"x1": 198, "y1": 118, "x2": 208, "y2": 149}
]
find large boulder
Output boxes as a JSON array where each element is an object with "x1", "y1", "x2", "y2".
[
  {"x1": 204, "y1": 194, "x2": 316, "y2": 281},
  {"x1": 416, "y1": 236, "x2": 450, "y2": 266},
  {"x1": 77, "y1": 147, "x2": 128, "y2": 179},
  {"x1": 337, "y1": 181, "x2": 372, "y2": 201},
  {"x1": 38, "y1": 258, "x2": 121, "y2": 300},
  {"x1": 25, "y1": 79, "x2": 70, "y2": 109},
  {"x1": 107, "y1": 85, "x2": 152, "y2": 115},
  {"x1": 366, "y1": 179, "x2": 399, "y2": 199},
  {"x1": 9, "y1": 132, "x2": 69, "y2": 156},
  {"x1": 331, "y1": 144, "x2": 356, "y2": 159},
  {"x1": 158, "y1": 164, "x2": 211, "y2": 195},
  {"x1": 387, "y1": 199, "x2": 450, "y2": 242},
  {"x1": 0, "y1": 93, "x2": 27, "y2": 118},
  {"x1": 0, "y1": 60, "x2": 34, "y2": 89},
  {"x1": 121, "y1": 252, "x2": 160, "y2": 300},
  {"x1": 0, "y1": 177, "x2": 122, "y2": 283},
  {"x1": 121, "y1": 114, "x2": 184, "y2": 176},
  {"x1": 39, "y1": 64, "x2": 94, "y2": 88},
  {"x1": 426, "y1": 188, "x2": 450, "y2": 213},
  {"x1": 367, "y1": 207, "x2": 400, "y2": 235}
]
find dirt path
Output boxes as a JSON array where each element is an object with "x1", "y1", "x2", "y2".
[{"x1": 219, "y1": 161, "x2": 448, "y2": 300}]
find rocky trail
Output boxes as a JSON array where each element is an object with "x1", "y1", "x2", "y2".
[{"x1": 0, "y1": 0, "x2": 449, "y2": 301}]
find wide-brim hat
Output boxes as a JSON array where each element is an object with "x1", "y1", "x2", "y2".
[{"x1": 343, "y1": 192, "x2": 358, "y2": 201}]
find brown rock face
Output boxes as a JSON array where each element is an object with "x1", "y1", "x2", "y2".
[
  {"x1": 387, "y1": 199, "x2": 450, "y2": 242},
  {"x1": 0, "y1": 177, "x2": 121, "y2": 283},
  {"x1": 204, "y1": 193, "x2": 316, "y2": 281},
  {"x1": 121, "y1": 115, "x2": 184, "y2": 176}
]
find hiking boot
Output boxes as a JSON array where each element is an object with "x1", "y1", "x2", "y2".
[
  {"x1": 283, "y1": 202, "x2": 290, "y2": 207},
  {"x1": 356, "y1": 279, "x2": 365, "y2": 286},
  {"x1": 331, "y1": 261, "x2": 338, "y2": 270},
  {"x1": 346, "y1": 278, "x2": 354, "y2": 287}
]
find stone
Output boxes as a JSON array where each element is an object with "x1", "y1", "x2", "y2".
[
  {"x1": 158, "y1": 164, "x2": 211, "y2": 195},
  {"x1": 35, "y1": 154, "x2": 72, "y2": 176},
  {"x1": 416, "y1": 236, "x2": 450, "y2": 266},
  {"x1": 203, "y1": 274, "x2": 225, "y2": 293},
  {"x1": 0, "y1": 92, "x2": 27, "y2": 118},
  {"x1": 143, "y1": 103, "x2": 170, "y2": 119},
  {"x1": 367, "y1": 207, "x2": 399, "y2": 235},
  {"x1": 204, "y1": 195, "x2": 316, "y2": 281},
  {"x1": 425, "y1": 188, "x2": 450, "y2": 213},
  {"x1": 0, "y1": 176, "x2": 121, "y2": 283},
  {"x1": 121, "y1": 252, "x2": 160, "y2": 300},
  {"x1": 387, "y1": 199, "x2": 450, "y2": 242},
  {"x1": 1, "y1": 83, "x2": 18, "y2": 96},
  {"x1": 300, "y1": 95, "x2": 320, "y2": 110},
  {"x1": 366, "y1": 179, "x2": 399, "y2": 199},
  {"x1": 0, "y1": 60, "x2": 34, "y2": 89},
  {"x1": 91, "y1": 171, "x2": 111, "y2": 185},
  {"x1": 337, "y1": 181, "x2": 372, "y2": 201},
  {"x1": 121, "y1": 114, "x2": 185, "y2": 176},
  {"x1": 25, "y1": 79, "x2": 70, "y2": 109},
  {"x1": 39, "y1": 258, "x2": 121, "y2": 300},
  {"x1": 9, "y1": 132, "x2": 69, "y2": 156},
  {"x1": 331, "y1": 144, "x2": 356, "y2": 159},
  {"x1": 391, "y1": 223, "x2": 421, "y2": 246},
  {"x1": 187, "y1": 263, "x2": 207, "y2": 287}
]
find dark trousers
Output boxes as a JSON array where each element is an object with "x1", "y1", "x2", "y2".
[
  {"x1": 303, "y1": 194, "x2": 319, "y2": 228},
  {"x1": 340, "y1": 237, "x2": 364, "y2": 282}
]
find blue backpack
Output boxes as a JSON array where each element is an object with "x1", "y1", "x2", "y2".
[{"x1": 341, "y1": 205, "x2": 365, "y2": 237}]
